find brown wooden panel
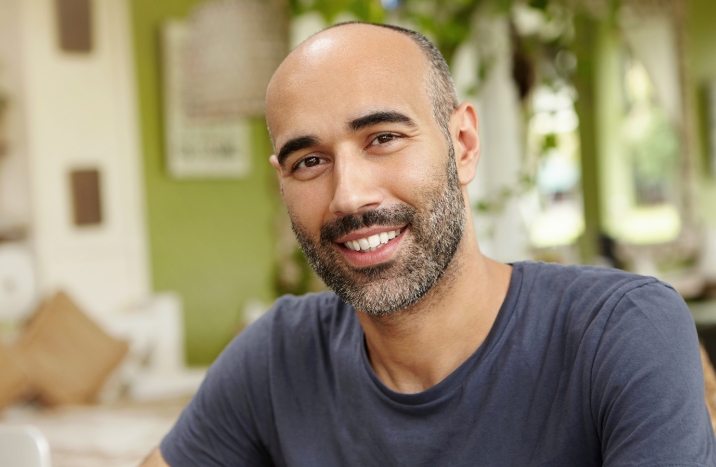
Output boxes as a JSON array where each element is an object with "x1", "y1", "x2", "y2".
[
  {"x1": 70, "y1": 168, "x2": 102, "y2": 226},
  {"x1": 55, "y1": 0, "x2": 92, "y2": 53}
]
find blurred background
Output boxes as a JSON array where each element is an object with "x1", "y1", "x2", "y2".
[{"x1": 1, "y1": 0, "x2": 716, "y2": 464}]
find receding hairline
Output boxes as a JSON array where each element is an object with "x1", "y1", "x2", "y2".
[
  {"x1": 266, "y1": 21, "x2": 458, "y2": 146},
  {"x1": 310, "y1": 22, "x2": 458, "y2": 126},
  {"x1": 268, "y1": 22, "x2": 431, "y2": 95}
]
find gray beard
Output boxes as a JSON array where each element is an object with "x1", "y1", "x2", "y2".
[{"x1": 290, "y1": 144, "x2": 466, "y2": 317}]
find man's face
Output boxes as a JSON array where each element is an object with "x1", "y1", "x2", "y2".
[
  {"x1": 266, "y1": 26, "x2": 467, "y2": 315},
  {"x1": 291, "y1": 141, "x2": 465, "y2": 316}
]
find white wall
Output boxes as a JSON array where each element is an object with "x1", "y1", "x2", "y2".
[
  {"x1": 460, "y1": 18, "x2": 531, "y2": 263},
  {"x1": 0, "y1": 0, "x2": 32, "y2": 229},
  {"x1": 0, "y1": 0, "x2": 149, "y2": 317}
]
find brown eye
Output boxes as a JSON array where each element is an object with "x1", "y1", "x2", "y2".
[
  {"x1": 369, "y1": 133, "x2": 399, "y2": 146},
  {"x1": 295, "y1": 155, "x2": 326, "y2": 170},
  {"x1": 304, "y1": 157, "x2": 320, "y2": 167}
]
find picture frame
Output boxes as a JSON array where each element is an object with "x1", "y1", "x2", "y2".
[{"x1": 161, "y1": 20, "x2": 252, "y2": 179}]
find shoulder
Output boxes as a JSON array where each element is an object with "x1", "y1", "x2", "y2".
[
  {"x1": 159, "y1": 292, "x2": 356, "y2": 466},
  {"x1": 514, "y1": 261, "x2": 679, "y2": 321},
  {"x1": 508, "y1": 262, "x2": 693, "y2": 357},
  {"x1": 225, "y1": 290, "x2": 348, "y2": 343},
  {"x1": 254, "y1": 291, "x2": 356, "y2": 345},
  {"x1": 267, "y1": 291, "x2": 353, "y2": 330},
  {"x1": 511, "y1": 264, "x2": 713, "y2": 464},
  {"x1": 517, "y1": 261, "x2": 659, "y2": 297},
  {"x1": 217, "y1": 291, "x2": 356, "y2": 371},
  {"x1": 568, "y1": 273, "x2": 713, "y2": 464}
]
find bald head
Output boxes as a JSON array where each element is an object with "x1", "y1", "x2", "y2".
[{"x1": 266, "y1": 22, "x2": 458, "y2": 147}]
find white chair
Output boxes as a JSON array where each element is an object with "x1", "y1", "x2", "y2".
[{"x1": 0, "y1": 425, "x2": 51, "y2": 467}]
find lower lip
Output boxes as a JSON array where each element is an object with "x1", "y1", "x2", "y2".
[{"x1": 338, "y1": 229, "x2": 407, "y2": 267}]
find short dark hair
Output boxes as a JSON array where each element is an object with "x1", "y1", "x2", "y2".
[{"x1": 326, "y1": 22, "x2": 459, "y2": 134}]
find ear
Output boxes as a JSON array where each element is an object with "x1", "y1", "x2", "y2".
[
  {"x1": 269, "y1": 154, "x2": 284, "y2": 194},
  {"x1": 449, "y1": 102, "x2": 480, "y2": 186},
  {"x1": 269, "y1": 154, "x2": 281, "y2": 174}
]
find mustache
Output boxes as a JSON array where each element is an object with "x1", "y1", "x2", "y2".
[{"x1": 320, "y1": 205, "x2": 415, "y2": 244}]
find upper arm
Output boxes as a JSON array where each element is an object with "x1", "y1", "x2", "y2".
[
  {"x1": 139, "y1": 448, "x2": 169, "y2": 467},
  {"x1": 592, "y1": 282, "x2": 716, "y2": 465}
]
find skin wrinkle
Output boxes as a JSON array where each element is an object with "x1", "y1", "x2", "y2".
[
  {"x1": 269, "y1": 23, "x2": 469, "y2": 318},
  {"x1": 266, "y1": 23, "x2": 457, "y2": 149},
  {"x1": 276, "y1": 111, "x2": 417, "y2": 169},
  {"x1": 321, "y1": 22, "x2": 458, "y2": 133},
  {"x1": 290, "y1": 138, "x2": 466, "y2": 316}
]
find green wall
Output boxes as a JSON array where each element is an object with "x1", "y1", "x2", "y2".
[
  {"x1": 688, "y1": 0, "x2": 716, "y2": 228},
  {"x1": 130, "y1": 1, "x2": 278, "y2": 365}
]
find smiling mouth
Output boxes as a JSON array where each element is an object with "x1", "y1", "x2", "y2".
[{"x1": 342, "y1": 228, "x2": 402, "y2": 252}]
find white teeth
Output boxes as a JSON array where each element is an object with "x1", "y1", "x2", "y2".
[{"x1": 343, "y1": 229, "x2": 402, "y2": 252}]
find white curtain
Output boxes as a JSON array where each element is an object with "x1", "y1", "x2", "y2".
[{"x1": 621, "y1": 13, "x2": 682, "y2": 126}]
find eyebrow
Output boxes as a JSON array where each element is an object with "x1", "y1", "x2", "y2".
[
  {"x1": 276, "y1": 135, "x2": 320, "y2": 167},
  {"x1": 275, "y1": 111, "x2": 416, "y2": 168},
  {"x1": 348, "y1": 111, "x2": 416, "y2": 132}
]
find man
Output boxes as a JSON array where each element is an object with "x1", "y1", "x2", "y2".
[{"x1": 142, "y1": 22, "x2": 715, "y2": 466}]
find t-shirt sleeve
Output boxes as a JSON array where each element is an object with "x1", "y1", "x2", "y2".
[
  {"x1": 591, "y1": 281, "x2": 716, "y2": 466},
  {"x1": 159, "y1": 308, "x2": 277, "y2": 467}
]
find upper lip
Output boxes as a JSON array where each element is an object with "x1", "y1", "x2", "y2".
[{"x1": 334, "y1": 225, "x2": 406, "y2": 244}]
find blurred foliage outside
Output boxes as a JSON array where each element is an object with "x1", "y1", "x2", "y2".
[
  {"x1": 277, "y1": 0, "x2": 619, "y2": 295},
  {"x1": 288, "y1": 0, "x2": 613, "y2": 68}
]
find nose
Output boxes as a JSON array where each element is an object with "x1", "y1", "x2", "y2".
[{"x1": 328, "y1": 150, "x2": 384, "y2": 216}]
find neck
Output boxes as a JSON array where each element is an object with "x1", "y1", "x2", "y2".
[{"x1": 356, "y1": 231, "x2": 512, "y2": 394}]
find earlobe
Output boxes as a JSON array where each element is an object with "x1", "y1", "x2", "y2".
[{"x1": 450, "y1": 102, "x2": 480, "y2": 186}]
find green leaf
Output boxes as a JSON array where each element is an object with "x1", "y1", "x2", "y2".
[{"x1": 528, "y1": 0, "x2": 549, "y2": 11}]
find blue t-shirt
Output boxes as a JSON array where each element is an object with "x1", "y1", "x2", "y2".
[{"x1": 161, "y1": 262, "x2": 716, "y2": 466}]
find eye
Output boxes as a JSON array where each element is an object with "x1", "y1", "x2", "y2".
[
  {"x1": 368, "y1": 133, "x2": 401, "y2": 146},
  {"x1": 293, "y1": 155, "x2": 326, "y2": 171}
]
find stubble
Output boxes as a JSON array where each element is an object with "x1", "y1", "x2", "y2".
[{"x1": 290, "y1": 144, "x2": 466, "y2": 317}]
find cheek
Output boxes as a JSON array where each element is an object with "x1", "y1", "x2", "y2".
[
  {"x1": 282, "y1": 182, "x2": 333, "y2": 230},
  {"x1": 388, "y1": 149, "x2": 446, "y2": 199}
]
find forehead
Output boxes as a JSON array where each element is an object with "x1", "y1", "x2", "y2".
[{"x1": 266, "y1": 25, "x2": 433, "y2": 145}]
